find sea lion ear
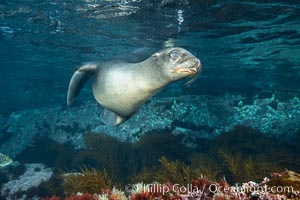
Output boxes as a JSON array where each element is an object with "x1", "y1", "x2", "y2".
[{"x1": 152, "y1": 52, "x2": 160, "y2": 58}]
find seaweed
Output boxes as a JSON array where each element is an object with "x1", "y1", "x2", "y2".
[
  {"x1": 63, "y1": 167, "x2": 112, "y2": 195},
  {"x1": 217, "y1": 147, "x2": 281, "y2": 183},
  {"x1": 209, "y1": 126, "x2": 275, "y2": 156},
  {"x1": 14, "y1": 125, "x2": 300, "y2": 198},
  {"x1": 155, "y1": 157, "x2": 194, "y2": 184},
  {"x1": 16, "y1": 135, "x2": 78, "y2": 168},
  {"x1": 188, "y1": 153, "x2": 220, "y2": 181},
  {"x1": 73, "y1": 132, "x2": 191, "y2": 185},
  {"x1": 217, "y1": 148, "x2": 243, "y2": 182},
  {"x1": 72, "y1": 133, "x2": 134, "y2": 185},
  {"x1": 134, "y1": 132, "x2": 188, "y2": 168},
  {"x1": 133, "y1": 157, "x2": 202, "y2": 185}
]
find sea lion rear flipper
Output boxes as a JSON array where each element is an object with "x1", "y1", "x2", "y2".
[
  {"x1": 101, "y1": 109, "x2": 127, "y2": 126},
  {"x1": 67, "y1": 63, "x2": 97, "y2": 106}
]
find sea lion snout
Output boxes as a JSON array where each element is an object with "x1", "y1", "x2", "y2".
[
  {"x1": 172, "y1": 57, "x2": 201, "y2": 76},
  {"x1": 188, "y1": 58, "x2": 201, "y2": 75}
]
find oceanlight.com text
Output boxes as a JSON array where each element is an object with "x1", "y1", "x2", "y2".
[{"x1": 124, "y1": 183, "x2": 295, "y2": 196}]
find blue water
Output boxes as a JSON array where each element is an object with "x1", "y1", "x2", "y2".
[
  {"x1": 0, "y1": 0, "x2": 300, "y2": 198},
  {"x1": 1, "y1": 0, "x2": 299, "y2": 113}
]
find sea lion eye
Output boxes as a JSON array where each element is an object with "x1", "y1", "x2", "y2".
[{"x1": 170, "y1": 50, "x2": 180, "y2": 59}]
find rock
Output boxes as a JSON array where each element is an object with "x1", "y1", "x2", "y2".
[{"x1": 1, "y1": 163, "x2": 53, "y2": 199}]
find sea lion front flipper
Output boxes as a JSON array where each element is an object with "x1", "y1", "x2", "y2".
[
  {"x1": 67, "y1": 63, "x2": 97, "y2": 106},
  {"x1": 101, "y1": 109, "x2": 127, "y2": 126}
]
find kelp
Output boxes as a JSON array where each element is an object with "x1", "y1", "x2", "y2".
[{"x1": 63, "y1": 167, "x2": 112, "y2": 195}]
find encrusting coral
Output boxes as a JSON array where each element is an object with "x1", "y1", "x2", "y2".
[
  {"x1": 267, "y1": 170, "x2": 300, "y2": 192},
  {"x1": 44, "y1": 170, "x2": 300, "y2": 200}
]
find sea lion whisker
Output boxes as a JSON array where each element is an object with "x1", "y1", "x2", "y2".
[{"x1": 184, "y1": 72, "x2": 200, "y2": 87}]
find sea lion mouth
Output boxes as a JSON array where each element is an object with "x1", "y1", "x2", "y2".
[
  {"x1": 172, "y1": 58, "x2": 201, "y2": 76},
  {"x1": 170, "y1": 58, "x2": 201, "y2": 87}
]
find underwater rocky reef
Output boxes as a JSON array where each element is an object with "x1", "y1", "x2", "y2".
[
  {"x1": 1, "y1": 93, "x2": 300, "y2": 199},
  {"x1": 0, "y1": 122, "x2": 300, "y2": 199},
  {"x1": 1, "y1": 94, "x2": 300, "y2": 157}
]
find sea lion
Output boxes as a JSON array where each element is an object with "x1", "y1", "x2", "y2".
[{"x1": 67, "y1": 47, "x2": 201, "y2": 126}]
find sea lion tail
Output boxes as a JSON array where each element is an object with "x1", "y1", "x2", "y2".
[{"x1": 67, "y1": 63, "x2": 97, "y2": 106}]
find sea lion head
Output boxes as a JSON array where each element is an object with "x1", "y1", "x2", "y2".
[{"x1": 152, "y1": 47, "x2": 201, "y2": 84}]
